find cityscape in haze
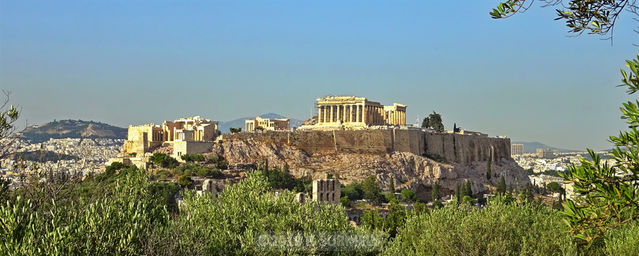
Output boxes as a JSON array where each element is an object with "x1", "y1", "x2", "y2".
[{"x1": 1, "y1": 1, "x2": 638, "y2": 255}]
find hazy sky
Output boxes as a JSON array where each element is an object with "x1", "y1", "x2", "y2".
[{"x1": 1, "y1": 1, "x2": 637, "y2": 150}]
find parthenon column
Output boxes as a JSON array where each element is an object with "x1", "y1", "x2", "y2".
[
  {"x1": 322, "y1": 106, "x2": 326, "y2": 124},
  {"x1": 330, "y1": 105, "x2": 334, "y2": 123},
  {"x1": 356, "y1": 105, "x2": 360, "y2": 123},
  {"x1": 401, "y1": 111, "x2": 405, "y2": 125},
  {"x1": 318, "y1": 106, "x2": 322, "y2": 124},
  {"x1": 350, "y1": 105, "x2": 354, "y2": 122},
  {"x1": 362, "y1": 105, "x2": 367, "y2": 124}
]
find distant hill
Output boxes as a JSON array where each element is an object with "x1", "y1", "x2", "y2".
[
  {"x1": 511, "y1": 141, "x2": 580, "y2": 153},
  {"x1": 18, "y1": 120, "x2": 127, "y2": 143},
  {"x1": 219, "y1": 113, "x2": 304, "y2": 133}
]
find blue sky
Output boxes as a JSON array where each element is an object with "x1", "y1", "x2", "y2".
[{"x1": 1, "y1": 0, "x2": 637, "y2": 150}]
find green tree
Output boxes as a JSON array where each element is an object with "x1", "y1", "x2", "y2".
[
  {"x1": 181, "y1": 153, "x2": 205, "y2": 163},
  {"x1": 388, "y1": 177, "x2": 395, "y2": 193},
  {"x1": 149, "y1": 153, "x2": 179, "y2": 169},
  {"x1": 361, "y1": 175, "x2": 383, "y2": 204},
  {"x1": 384, "y1": 197, "x2": 407, "y2": 238},
  {"x1": 486, "y1": 157, "x2": 492, "y2": 180},
  {"x1": 178, "y1": 174, "x2": 194, "y2": 188},
  {"x1": 491, "y1": 1, "x2": 639, "y2": 245},
  {"x1": 384, "y1": 198, "x2": 579, "y2": 255},
  {"x1": 431, "y1": 182, "x2": 440, "y2": 201},
  {"x1": 361, "y1": 209, "x2": 385, "y2": 231},
  {"x1": 461, "y1": 180, "x2": 473, "y2": 198},
  {"x1": 421, "y1": 116, "x2": 430, "y2": 128},
  {"x1": 342, "y1": 182, "x2": 363, "y2": 200},
  {"x1": 422, "y1": 112, "x2": 444, "y2": 132},
  {"x1": 400, "y1": 189, "x2": 417, "y2": 203},
  {"x1": 0, "y1": 90, "x2": 19, "y2": 163},
  {"x1": 497, "y1": 176, "x2": 507, "y2": 195},
  {"x1": 340, "y1": 196, "x2": 351, "y2": 207},
  {"x1": 229, "y1": 127, "x2": 242, "y2": 133},
  {"x1": 455, "y1": 183, "x2": 462, "y2": 205},
  {"x1": 546, "y1": 181, "x2": 564, "y2": 194},
  {"x1": 0, "y1": 90, "x2": 19, "y2": 141}
]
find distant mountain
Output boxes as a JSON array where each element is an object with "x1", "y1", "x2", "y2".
[
  {"x1": 18, "y1": 120, "x2": 127, "y2": 143},
  {"x1": 511, "y1": 141, "x2": 581, "y2": 153},
  {"x1": 219, "y1": 113, "x2": 304, "y2": 133}
]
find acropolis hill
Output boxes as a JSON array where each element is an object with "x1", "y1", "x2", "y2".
[
  {"x1": 211, "y1": 96, "x2": 529, "y2": 199},
  {"x1": 118, "y1": 96, "x2": 529, "y2": 199}
]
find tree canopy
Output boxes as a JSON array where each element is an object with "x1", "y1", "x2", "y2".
[
  {"x1": 491, "y1": 0, "x2": 639, "y2": 246},
  {"x1": 421, "y1": 111, "x2": 444, "y2": 132}
]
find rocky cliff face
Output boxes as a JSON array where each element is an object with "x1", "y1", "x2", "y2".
[{"x1": 209, "y1": 135, "x2": 530, "y2": 200}]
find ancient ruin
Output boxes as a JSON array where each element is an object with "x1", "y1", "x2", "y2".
[
  {"x1": 123, "y1": 116, "x2": 218, "y2": 156},
  {"x1": 302, "y1": 96, "x2": 407, "y2": 130},
  {"x1": 244, "y1": 116, "x2": 290, "y2": 132},
  {"x1": 312, "y1": 178, "x2": 341, "y2": 204},
  {"x1": 109, "y1": 116, "x2": 219, "y2": 166}
]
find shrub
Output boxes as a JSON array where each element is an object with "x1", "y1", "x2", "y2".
[
  {"x1": 149, "y1": 153, "x2": 179, "y2": 169},
  {"x1": 104, "y1": 161, "x2": 124, "y2": 175},
  {"x1": 603, "y1": 220, "x2": 639, "y2": 256},
  {"x1": 361, "y1": 176, "x2": 383, "y2": 204},
  {"x1": 174, "y1": 163, "x2": 223, "y2": 179},
  {"x1": 181, "y1": 153, "x2": 205, "y2": 163},
  {"x1": 162, "y1": 172, "x2": 380, "y2": 255},
  {"x1": 0, "y1": 168, "x2": 169, "y2": 255},
  {"x1": 340, "y1": 196, "x2": 351, "y2": 207},
  {"x1": 155, "y1": 169, "x2": 172, "y2": 180},
  {"x1": 400, "y1": 189, "x2": 417, "y2": 203},
  {"x1": 384, "y1": 198, "x2": 579, "y2": 255},
  {"x1": 342, "y1": 182, "x2": 363, "y2": 200},
  {"x1": 178, "y1": 174, "x2": 194, "y2": 188},
  {"x1": 261, "y1": 168, "x2": 309, "y2": 192}
]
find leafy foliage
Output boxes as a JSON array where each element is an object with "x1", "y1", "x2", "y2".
[
  {"x1": 546, "y1": 181, "x2": 564, "y2": 194},
  {"x1": 558, "y1": 55, "x2": 639, "y2": 245},
  {"x1": 261, "y1": 168, "x2": 310, "y2": 192},
  {"x1": 497, "y1": 176, "x2": 507, "y2": 195},
  {"x1": 180, "y1": 153, "x2": 205, "y2": 163},
  {"x1": 149, "y1": 153, "x2": 179, "y2": 169},
  {"x1": 0, "y1": 90, "x2": 19, "y2": 141},
  {"x1": 421, "y1": 112, "x2": 444, "y2": 132},
  {"x1": 400, "y1": 189, "x2": 417, "y2": 203},
  {"x1": 361, "y1": 176, "x2": 384, "y2": 204},
  {"x1": 431, "y1": 182, "x2": 440, "y2": 201},
  {"x1": 174, "y1": 163, "x2": 223, "y2": 179},
  {"x1": 490, "y1": 0, "x2": 637, "y2": 40},
  {"x1": 161, "y1": 172, "x2": 379, "y2": 255},
  {"x1": 342, "y1": 182, "x2": 364, "y2": 200},
  {"x1": 0, "y1": 168, "x2": 170, "y2": 255},
  {"x1": 385, "y1": 198, "x2": 579, "y2": 255},
  {"x1": 177, "y1": 174, "x2": 194, "y2": 188}
]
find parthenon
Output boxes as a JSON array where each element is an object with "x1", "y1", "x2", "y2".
[{"x1": 312, "y1": 96, "x2": 406, "y2": 129}]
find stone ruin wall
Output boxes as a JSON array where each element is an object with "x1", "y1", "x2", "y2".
[{"x1": 222, "y1": 129, "x2": 512, "y2": 164}]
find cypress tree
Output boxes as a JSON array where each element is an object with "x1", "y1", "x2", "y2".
[
  {"x1": 455, "y1": 184, "x2": 462, "y2": 205},
  {"x1": 497, "y1": 176, "x2": 507, "y2": 195},
  {"x1": 389, "y1": 177, "x2": 396, "y2": 193},
  {"x1": 431, "y1": 182, "x2": 440, "y2": 201},
  {"x1": 486, "y1": 158, "x2": 492, "y2": 180},
  {"x1": 461, "y1": 181, "x2": 472, "y2": 198}
]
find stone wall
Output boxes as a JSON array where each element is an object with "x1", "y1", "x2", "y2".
[
  {"x1": 222, "y1": 129, "x2": 511, "y2": 165},
  {"x1": 166, "y1": 141, "x2": 215, "y2": 161}
]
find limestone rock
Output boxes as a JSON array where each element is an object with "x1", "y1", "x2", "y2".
[{"x1": 208, "y1": 134, "x2": 530, "y2": 200}]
